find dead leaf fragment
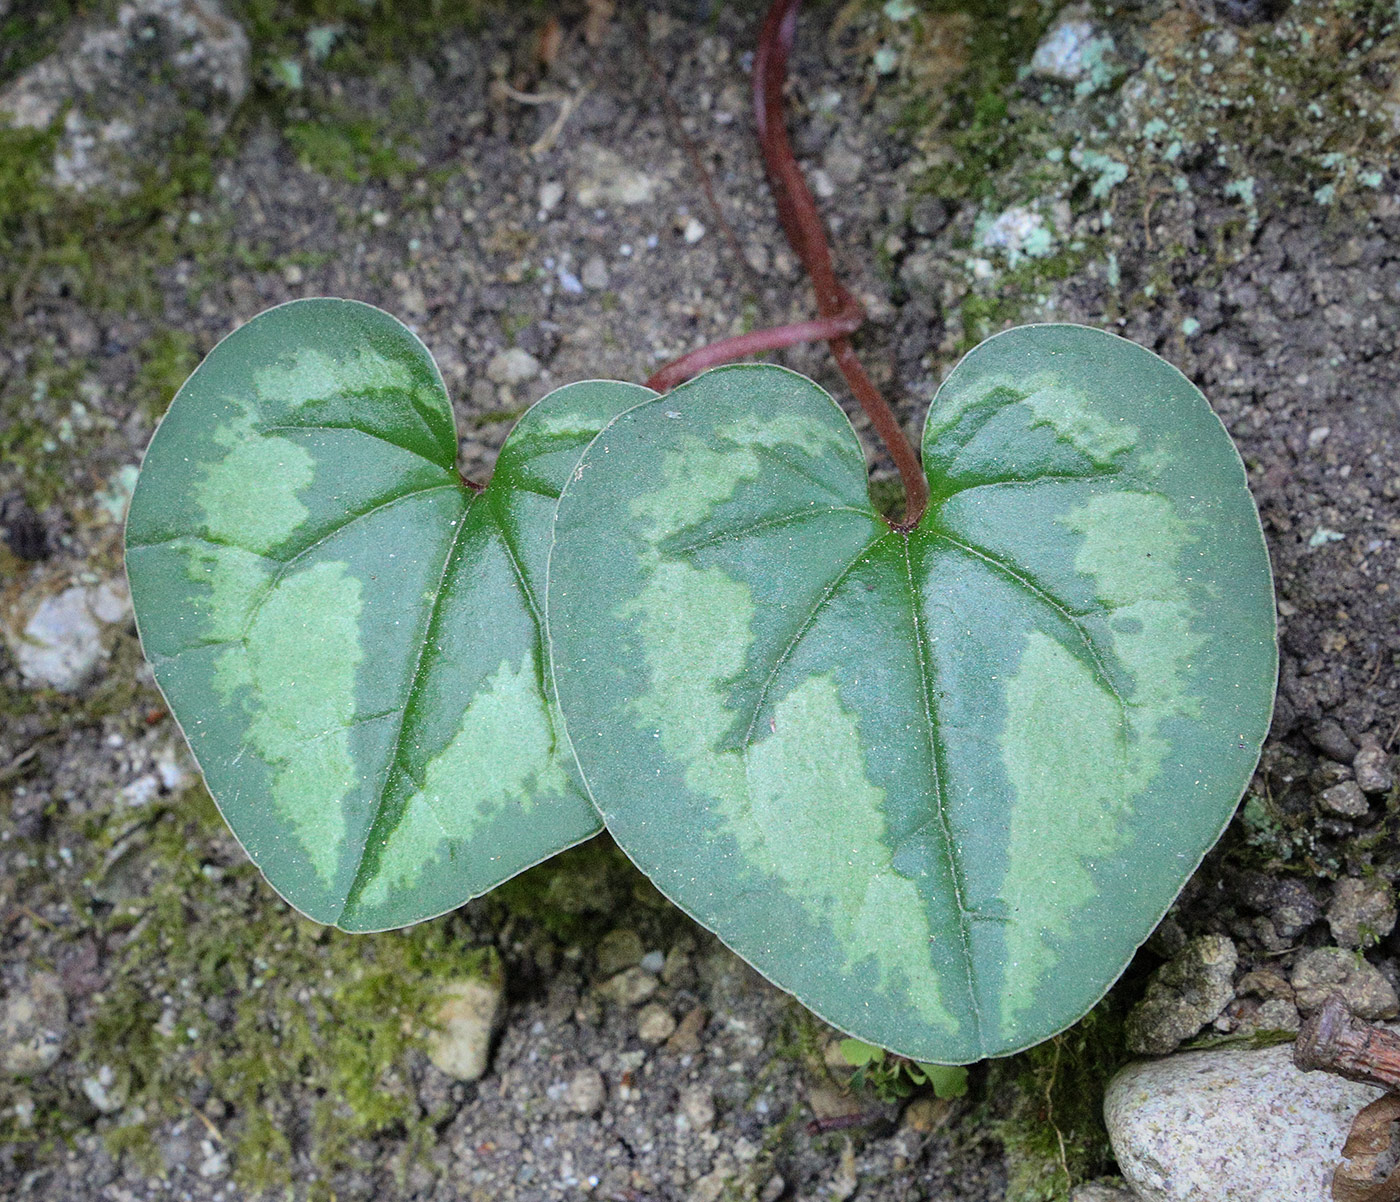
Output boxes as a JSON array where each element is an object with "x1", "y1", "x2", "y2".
[{"x1": 1334, "y1": 1094, "x2": 1400, "y2": 1202}]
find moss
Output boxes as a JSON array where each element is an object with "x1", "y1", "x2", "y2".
[
  {"x1": 993, "y1": 995, "x2": 1130, "y2": 1202},
  {"x1": 0, "y1": 343, "x2": 95, "y2": 509},
  {"x1": 890, "y1": 0, "x2": 1055, "y2": 205},
  {"x1": 957, "y1": 242, "x2": 1094, "y2": 349},
  {"x1": 492, "y1": 834, "x2": 650, "y2": 944},
  {"x1": 231, "y1": 0, "x2": 507, "y2": 82},
  {"x1": 284, "y1": 109, "x2": 419, "y2": 184},
  {"x1": 0, "y1": 778, "x2": 501, "y2": 1193},
  {"x1": 133, "y1": 331, "x2": 202, "y2": 424}
]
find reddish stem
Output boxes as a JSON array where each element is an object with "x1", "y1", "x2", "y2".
[{"x1": 646, "y1": 0, "x2": 929, "y2": 531}]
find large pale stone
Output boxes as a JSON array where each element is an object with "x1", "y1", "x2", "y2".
[
  {"x1": 4, "y1": 579, "x2": 130, "y2": 691},
  {"x1": 0, "y1": 0, "x2": 248, "y2": 196},
  {"x1": 1105, "y1": 1043, "x2": 1383, "y2": 1201},
  {"x1": 426, "y1": 973, "x2": 505, "y2": 1082}
]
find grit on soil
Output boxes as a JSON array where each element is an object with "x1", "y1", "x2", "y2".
[{"x1": 2, "y1": 1, "x2": 1399, "y2": 1200}]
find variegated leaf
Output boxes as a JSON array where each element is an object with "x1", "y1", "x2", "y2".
[
  {"x1": 125, "y1": 298, "x2": 652, "y2": 931},
  {"x1": 546, "y1": 327, "x2": 1276, "y2": 1062}
]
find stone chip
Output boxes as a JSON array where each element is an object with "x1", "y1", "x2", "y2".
[{"x1": 1106, "y1": 1043, "x2": 1383, "y2": 1202}]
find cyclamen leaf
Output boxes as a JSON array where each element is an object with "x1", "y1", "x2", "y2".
[
  {"x1": 547, "y1": 326, "x2": 1276, "y2": 1062},
  {"x1": 125, "y1": 298, "x2": 652, "y2": 931}
]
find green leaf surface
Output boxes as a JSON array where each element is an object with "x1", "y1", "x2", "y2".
[
  {"x1": 547, "y1": 327, "x2": 1276, "y2": 1062},
  {"x1": 125, "y1": 298, "x2": 652, "y2": 931}
]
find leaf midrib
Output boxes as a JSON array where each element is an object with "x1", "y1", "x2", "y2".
[{"x1": 337, "y1": 487, "x2": 477, "y2": 924}]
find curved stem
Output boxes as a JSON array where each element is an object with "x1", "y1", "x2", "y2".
[
  {"x1": 646, "y1": 306, "x2": 862, "y2": 393},
  {"x1": 647, "y1": 0, "x2": 928, "y2": 531}
]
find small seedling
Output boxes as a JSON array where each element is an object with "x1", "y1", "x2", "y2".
[
  {"x1": 839, "y1": 1039, "x2": 969, "y2": 1102},
  {"x1": 123, "y1": 0, "x2": 1276, "y2": 1066}
]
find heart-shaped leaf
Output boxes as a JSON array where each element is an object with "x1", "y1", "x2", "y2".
[
  {"x1": 125, "y1": 298, "x2": 652, "y2": 931},
  {"x1": 547, "y1": 325, "x2": 1276, "y2": 1062}
]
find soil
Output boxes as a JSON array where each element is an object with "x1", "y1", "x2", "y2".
[{"x1": 2, "y1": 0, "x2": 1399, "y2": 1199}]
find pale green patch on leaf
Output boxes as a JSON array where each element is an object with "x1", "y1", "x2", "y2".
[
  {"x1": 126, "y1": 299, "x2": 653, "y2": 930},
  {"x1": 549, "y1": 335, "x2": 1275, "y2": 1062}
]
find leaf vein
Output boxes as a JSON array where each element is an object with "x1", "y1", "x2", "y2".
[
  {"x1": 340, "y1": 498, "x2": 478, "y2": 919},
  {"x1": 668, "y1": 504, "x2": 871, "y2": 555},
  {"x1": 902, "y1": 538, "x2": 983, "y2": 1049}
]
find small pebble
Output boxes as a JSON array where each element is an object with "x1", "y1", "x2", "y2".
[
  {"x1": 1327, "y1": 877, "x2": 1397, "y2": 949},
  {"x1": 539, "y1": 180, "x2": 565, "y2": 213},
  {"x1": 636, "y1": 1003, "x2": 676, "y2": 1045},
  {"x1": 903, "y1": 1095, "x2": 952, "y2": 1133},
  {"x1": 1291, "y1": 947, "x2": 1399, "y2": 1019},
  {"x1": 1354, "y1": 737, "x2": 1395, "y2": 794},
  {"x1": 595, "y1": 929, "x2": 643, "y2": 976},
  {"x1": 639, "y1": 950, "x2": 665, "y2": 975},
  {"x1": 1, "y1": 972, "x2": 68, "y2": 1078},
  {"x1": 599, "y1": 967, "x2": 658, "y2": 1007},
  {"x1": 664, "y1": 1005, "x2": 707, "y2": 1054},
  {"x1": 678, "y1": 1084, "x2": 716, "y2": 1131},
  {"x1": 1319, "y1": 779, "x2": 1369, "y2": 818},
  {"x1": 1125, "y1": 935, "x2": 1237, "y2": 1055},
  {"x1": 580, "y1": 254, "x2": 609, "y2": 290},
  {"x1": 485, "y1": 348, "x2": 541, "y2": 386},
  {"x1": 565, "y1": 1067, "x2": 606, "y2": 1116}
]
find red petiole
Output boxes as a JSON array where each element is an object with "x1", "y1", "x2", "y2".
[{"x1": 646, "y1": 0, "x2": 929, "y2": 532}]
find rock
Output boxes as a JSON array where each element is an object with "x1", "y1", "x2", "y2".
[
  {"x1": 80, "y1": 1064, "x2": 129, "y2": 1113},
  {"x1": 900, "y1": 248, "x2": 942, "y2": 294},
  {"x1": 1, "y1": 972, "x2": 68, "y2": 1078},
  {"x1": 1029, "y1": 7, "x2": 1112, "y2": 85},
  {"x1": 1310, "y1": 719, "x2": 1358, "y2": 763},
  {"x1": 1271, "y1": 880, "x2": 1323, "y2": 940},
  {"x1": 978, "y1": 205, "x2": 1054, "y2": 266},
  {"x1": 538, "y1": 180, "x2": 565, "y2": 213},
  {"x1": 580, "y1": 254, "x2": 610, "y2": 291},
  {"x1": 909, "y1": 196, "x2": 949, "y2": 237},
  {"x1": 822, "y1": 139, "x2": 864, "y2": 187},
  {"x1": 426, "y1": 972, "x2": 505, "y2": 1082},
  {"x1": 1319, "y1": 779, "x2": 1369, "y2": 818},
  {"x1": 485, "y1": 348, "x2": 541, "y2": 386},
  {"x1": 1125, "y1": 935, "x2": 1238, "y2": 1055},
  {"x1": 689, "y1": 1169, "x2": 733, "y2": 1202},
  {"x1": 595, "y1": 928, "x2": 644, "y2": 976},
  {"x1": 1071, "y1": 1186, "x2": 1139, "y2": 1202},
  {"x1": 639, "y1": 949, "x2": 665, "y2": 975},
  {"x1": 598, "y1": 967, "x2": 658, "y2": 1007},
  {"x1": 573, "y1": 143, "x2": 659, "y2": 207},
  {"x1": 660, "y1": 945, "x2": 693, "y2": 987},
  {"x1": 1354, "y1": 737, "x2": 1395, "y2": 794},
  {"x1": 678, "y1": 1084, "x2": 716, "y2": 1131},
  {"x1": 1105, "y1": 1042, "x2": 1383, "y2": 1201},
  {"x1": 636, "y1": 1003, "x2": 676, "y2": 1045},
  {"x1": 1292, "y1": 947, "x2": 1399, "y2": 1019},
  {"x1": 1327, "y1": 877, "x2": 1397, "y2": 949},
  {"x1": 664, "y1": 1004, "x2": 707, "y2": 1054},
  {"x1": 564, "y1": 1067, "x2": 606, "y2": 1116},
  {"x1": 4, "y1": 579, "x2": 130, "y2": 692},
  {"x1": 0, "y1": 0, "x2": 249, "y2": 197}
]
